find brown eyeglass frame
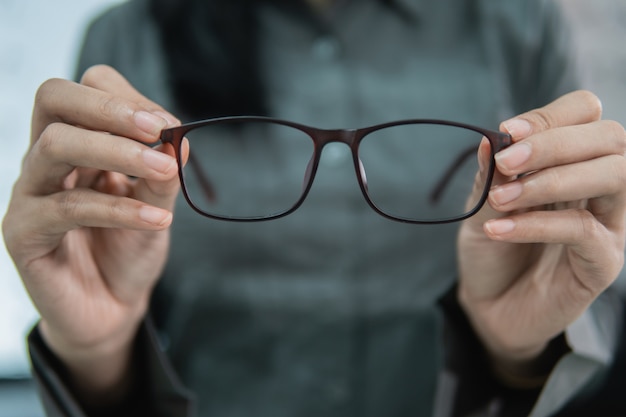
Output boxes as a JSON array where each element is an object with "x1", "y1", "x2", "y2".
[{"x1": 160, "y1": 116, "x2": 512, "y2": 224}]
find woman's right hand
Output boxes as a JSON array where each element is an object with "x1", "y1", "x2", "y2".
[{"x1": 2, "y1": 65, "x2": 181, "y2": 405}]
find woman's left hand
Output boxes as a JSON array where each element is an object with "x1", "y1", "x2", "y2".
[{"x1": 457, "y1": 90, "x2": 626, "y2": 381}]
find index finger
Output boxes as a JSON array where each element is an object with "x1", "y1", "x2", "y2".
[
  {"x1": 80, "y1": 65, "x2": 179, "y2": 127},
  {"x1": 499, "y1": 90, "x2": 603, "y2": 141},
  {"x1": 31, "y1": 66, "x2": 176, "y2": 147}
]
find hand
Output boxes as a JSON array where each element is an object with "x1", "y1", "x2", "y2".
[
  {"x1": 2, "y1": 65, "x2": 181, "y2": 404},
  {"x1": 457, "y1": 90, "x2": 626, "y2": 383}
]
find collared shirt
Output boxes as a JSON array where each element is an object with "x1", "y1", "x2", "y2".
[{"x1": 28, "y1": 0, "x2": 626, "y2": 416}]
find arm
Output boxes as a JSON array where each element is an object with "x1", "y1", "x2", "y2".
[
  {"x1": 449, "y1": 0, "x2": 626, "y2": 414},
  {"x1": 28, "y1": 317, "x2": 193, "y2": 417},
  {"x1": 437, "y1": 282, "x2": 625, "y2": 416},
  {"x1": 457, "y1": 90, "x2": 626, "y2": 416},
  {"x1": 2, "y1": 64, "x2": 180, "y2": 412}
]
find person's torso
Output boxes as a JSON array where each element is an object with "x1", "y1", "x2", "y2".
[{"x1": 77, "y1": 0, "x2": 577, "y2": 415}]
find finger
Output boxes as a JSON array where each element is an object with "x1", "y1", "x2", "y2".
[
  {"x1": 4, "y1": 189, "x2": 172, "y2": 261},
  {"x1": 72, "y1": 168, "x2": 103, "y2": 190},
  {"x1": 93, "y1": 171, "x2": 134, "y2": 197},
  {"x1": 32, "y1": 77, "x2": 169, "y2": 147},
  {"x1": 132, "y1": 142, "x2": 184, "y2": 211},
  {"x1": 494, "y1": 120, "x2": 626, "y2": 177},
  {"x1": 488, "y1": 155, "x2": 626, "y2": 225},
  {"x1": 483, "y1": 209, "x2": 623, "y2": 285},
  {"x1": 464, "y1": 138, "x2": 516, "y2": 226},
  {"x1": 22, "y1": 123, "x2": 177, "y2": 195},
  {"x1": 500, "y1": 90, "x2": 603, "y2": 141},
  {"x1": 47, "y1": 190, "x2": 173, "y2": 232},
  {"x1": 80, "y1": 65, "x2": 180, "y2": 127}
]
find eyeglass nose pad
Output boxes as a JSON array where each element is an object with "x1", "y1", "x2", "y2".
[{"x1": 358, "y1": 158, "x2": 368, "y2": 192}]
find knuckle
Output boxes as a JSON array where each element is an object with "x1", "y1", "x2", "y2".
[
  {"x1": 54, "y1": 189, "x2": 133, "y2": 226},
  {"x1": 576, "y1": 217, "x2": 625, "y2": 292},
  {"x1": 34, "y1": 78, "x2": 66, "y2": 110},
  {"x1": 80, "y1": 64, "x2": 115, "y2": 87},
  {"x1": 2, "y1": 196, "x2": 38, "y2": 260},
  {"x1": 105, "y1": 196, "x2": 131, "y2": 219},
  {"x1": 1, "y1": 220, "x2": 26, "y2": 264},
  {"x1": 2, "y1": 208, "x2": 18, "y2": 255},
  {"x1": 54, "y1": 190, "x2": 85, "y2": 222},
  {"x1": 614, "y1": 154, "x2": 626, "y2": 181},
  {"x1": 576, "y1": 208, "x2": 603, "y2": 241},
  {"x1": 528, "y1": 109, "x2": 554, "y2": 132},
  {"x1": 96, "y1": 95, "x2": 124, "y2": 120},
  {"x1": 577, "y1": 90, "x2": 603, "y2": 120},
  {"x1": 603, "y1": 154, "x2": 626, "y2": 192},
  {"x1": 602, "y1": 120, "x2": 626, "y2": 151},
  {"x1": 35, "y1": 123, "x2": 67, "y2": 160},
  {"x1": 602, "y1": 119, "x2": 624, "y2": 135},
  {"x1": 536, "y1": 169, "x2": 562, "y2": 198}
]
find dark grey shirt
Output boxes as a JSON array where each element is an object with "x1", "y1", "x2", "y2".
[{"x1": 28, "y1": 0, "x2": 626, "y2": 416}]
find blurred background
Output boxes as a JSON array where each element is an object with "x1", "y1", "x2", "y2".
[{"x1": 0, "y1": 0, "x2": 624, "y2": 415}]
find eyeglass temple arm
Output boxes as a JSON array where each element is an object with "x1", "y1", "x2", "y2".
[
  {"x1": 160, "y1": 128, "x2": 217, "y2": 203},
  {"x1": 188, "y1": 152, "x2": 217, "y2": 203},
  {"x1": 430, "y1": 131, "x2": 512, "y2": 203},
  {"x1": 429, "y1": 145, "x2": 478, "y2": 203}
]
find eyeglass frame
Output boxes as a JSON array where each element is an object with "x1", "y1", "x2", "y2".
[{"x1": 160, "y1": 116, "x2": 512, "y2": 224}]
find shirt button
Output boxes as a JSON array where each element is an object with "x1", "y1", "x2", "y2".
[{"x1": 312, "y1": 36, "x2": 342, "y2": 61}]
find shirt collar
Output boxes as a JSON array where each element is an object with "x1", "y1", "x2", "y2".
[
  {"x1": 391, "y1": 0, "x2": 424, "y2": 20},
  {"x1": 264, "y1": 0, "x2": 424, "y2": 37},
  {"x1": 375, "y1": 0, "x2": 424, "y2": 28}
]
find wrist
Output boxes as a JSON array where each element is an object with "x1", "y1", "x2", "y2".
[
  {"x1": 39, "y1": 318, "x2": 142, "y2": 407},
  {"x1": 457, "y1": 288, "x2": 571, "y2": 389},
  {"x1": 488, "y1": 333, "x2": 570, "y2": 389}
]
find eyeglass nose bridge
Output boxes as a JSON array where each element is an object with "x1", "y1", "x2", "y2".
[
  {"x1": 301, "y1": 127, "x2": 368, "y2": 197},
  {"x1": 312, "y1": 127, "x2": 360, "y2": 148},
  {"x1": 308, "y1": 127, "x2": 362, "y2": 167},
  {"x1": 302, "y1": 127, "x2": 359, "y2": 183}
]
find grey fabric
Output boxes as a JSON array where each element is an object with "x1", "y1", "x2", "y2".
[{"x1": 28, "y1": 0, "x2": 625, "y2": 416}]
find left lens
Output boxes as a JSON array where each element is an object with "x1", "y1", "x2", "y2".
[{"x1": 357, "y1": 122, "x2": 489, "y2": 222}]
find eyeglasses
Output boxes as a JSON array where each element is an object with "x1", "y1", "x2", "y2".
[{"x1": 160, "y1": 116, "x2": 512, "y2": 224}]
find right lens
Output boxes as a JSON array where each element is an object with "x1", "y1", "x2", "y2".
[{"x1": 180, "y1": 119, "x2": 315, "y2": 220}]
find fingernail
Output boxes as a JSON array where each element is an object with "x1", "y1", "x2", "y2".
[
  {"x1": 485, "y1": 219, "x2": 516, "y2": 235},
  {"x1": 495, "y1": 142, "x2": 531, "y2": 171},
  {"x1": 139, "y1": 206, "x2": 172, "y2": 226},
  {"x1": 134, "y1": 111, "x2": 167, "y2": 136},
  {"x1": 503, "y1": 119, "x2": 532, "y2": 139},
  {"x1": 490, "y1": 182, "x2": 523, "y2": 206},
  {"x1": 142, "y1": 149, "x2": 176, "y2": 173}
]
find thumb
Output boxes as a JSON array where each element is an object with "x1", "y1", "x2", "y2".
[{"x1": 464, "y1": 138, "x2": 514, "y2": 227}]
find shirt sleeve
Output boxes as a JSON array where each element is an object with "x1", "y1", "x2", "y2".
[
  {"x1": 28, "y1": 317, "x2": 193, "y2": 417},
  {"x1": 435, "y1": 285, "x2": 625, "y2": 417}
]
